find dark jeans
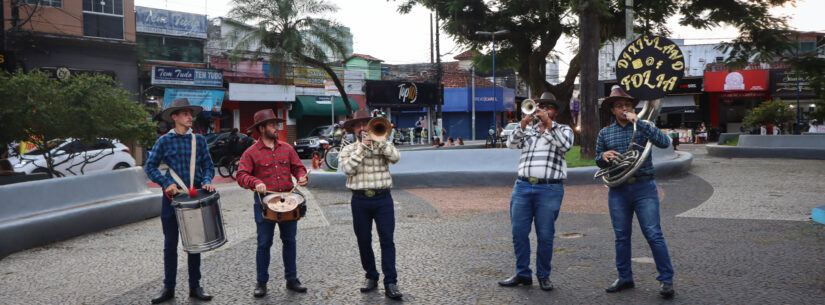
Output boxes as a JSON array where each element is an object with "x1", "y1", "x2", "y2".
[
  {"x1": 509, "y1": 180, "x2": 564, "y2": 279},
  {"x1": 160, "y1": 194, "x2": 201, "y2": 289},
  {"x1": 608, "y1": 179, "x2": 674, "y2": 284},
  {"x1": 351, "y1": 191, "x2": 397, "y2": 285},
  {"x1": 254, "y1": 194, "x2": 298, "y2": 283}
]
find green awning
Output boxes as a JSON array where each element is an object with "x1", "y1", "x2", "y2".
[{"x1": 290, "y1": 95, "x2": 359, "y2": 119}]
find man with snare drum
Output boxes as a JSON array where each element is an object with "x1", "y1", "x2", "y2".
[{"x1": 237, "y1": 109, "x2": 309, "y2": 298}]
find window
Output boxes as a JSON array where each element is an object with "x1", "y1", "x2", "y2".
[
  {"x1": 83, "y1": 0, "x2": 123, "y2": 39},
  {"x1": 23, "y1": 0, "x2": 62, "y2": 8},
  {"x1": 137, "y1": 34, "x2": 205, "y2": 63}
]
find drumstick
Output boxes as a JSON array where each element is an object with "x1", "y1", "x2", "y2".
[{"x1": 288, "y1": 169, "x2": 312, "y2": 193}]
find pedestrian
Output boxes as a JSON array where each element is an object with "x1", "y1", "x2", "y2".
[
  {"x1": 236, "y1": 109, "x2": 309, "y2": 297},
  {"x1": 338, "y1": 110, "x2": 403, "y2": 300},
  {"x1": 144, "y1": 98, "x2": 216, "y2": 304},
  {"x1": 457, "y1": 137, "x2": 464, "y2": 145},
  {"x1": 499, "y1": 92, "x2": 573, "y2": 291},
  {"x1": 445, "y1": 137, "x2": 454, "y2": 147},
  {"x1": 596, "y1": 86, "x2": 675, "y2": 299}
]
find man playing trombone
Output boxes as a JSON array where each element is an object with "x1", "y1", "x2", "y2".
[
  {"x1": 499, "y1": 92, "x2": 574, "y2": 291},
  {"x1": 338, "y1": 110, "x2": 403, "y2": 300}
]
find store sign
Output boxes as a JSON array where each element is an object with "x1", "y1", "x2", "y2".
[
  {"x1": 315, "y1": 95, "x2": 332, "y2": 105},
  {"x1": 151, "y1": 66, "x2": 223, "y2": 87},
  {"x1": 39, "y1": 67, "x2": 117, "y2": 80},
  {"x1": 136, "y1": 7, "x2": 207, "y2": 39},
  {"x1": 365, "y1": 80, "x2": 442, "y2": 107},
  {"x1": 615, "y1": 35, "x2": 685, "y2": 100},
  {"x1": 704, "y1": 70, "x2": 768, "y2": 92},
  {"x1": 163, "y1": 88, "x2": 225, "y2": 112},
  {"x1": 293, "y1": 67, "x2": 343, "y2": 87},
  {"x1": 770, "y1": 69, "x2": 816, "y2": 98}
]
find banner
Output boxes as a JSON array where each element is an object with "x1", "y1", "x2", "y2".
[
  {"x1": 615, "y1": 35, "x2": 685, "y2": 100},
  {"x1": 163, "y1": 88, "x2": 225, "y2": 112},
  {"x1": 704, "y1": 70, "x2": 768, "y2": 92},
  {"x1": 136, "y1": 7, "x2": 207, "y2": 39},
  {"x1": 293, "y1": 67, "x2": 343, "y2": 87},
  {"x1": 152, "y1": 66, "x2": 223, "y2": 87}
]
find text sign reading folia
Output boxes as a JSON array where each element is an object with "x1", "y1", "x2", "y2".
[{"x1": 615, "y1": 35, "x2": 685, "y2": 101}]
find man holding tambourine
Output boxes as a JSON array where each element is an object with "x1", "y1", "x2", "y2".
[{"x1": 237, "y1": 109, "x2": 309, "y2": 298}]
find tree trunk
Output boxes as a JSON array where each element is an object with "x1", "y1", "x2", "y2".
[
  {"x1": 579, "y1": 0, "x2": 601, "y2": 159},
  {"x1": 302, "y1": 55, "x2": 353, "y2": 118}
]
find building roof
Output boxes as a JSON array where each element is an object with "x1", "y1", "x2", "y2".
[
  {"x1": 346, "y1": 53, "x2": 384, "y2": 63},
  {"x1": 453, "y1": 50, "x2": 476, "y2": 60}
]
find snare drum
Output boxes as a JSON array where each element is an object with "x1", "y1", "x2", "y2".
[
  {"x1": 170, "y1": 189, "x2": 228, "y2": 253},
  {"x1": 260, "y1": 191, "x2": 307, "y2": 222}
]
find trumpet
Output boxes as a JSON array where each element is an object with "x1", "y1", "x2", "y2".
[{"x1": 521, "y1": 99, "x2": 545, "y2": 125}]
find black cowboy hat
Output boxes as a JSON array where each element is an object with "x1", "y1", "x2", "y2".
[{"x1": 533, "y1": 92, "x2": 564, "y2": 110}]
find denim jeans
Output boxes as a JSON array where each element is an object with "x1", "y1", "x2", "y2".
[
  {"x1": 608, "y1": 179, "x2": 674, "y2": 284},
  {"x1": 351, "y1": 191, "x2": 397, "y2": 285},
  {"x1": 160, "y1": 194, "x2": 201, "y2": 289},
  {"x1": 254, "y1": 194, "x2": 298, "y2": 282},
  {"x1": 509, "y1": 180, "x2": 564, "y2": 279}
]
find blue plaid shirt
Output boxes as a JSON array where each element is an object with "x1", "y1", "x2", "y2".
[
  {"x1": 145, "y1": 129, "x2": 215, "y2": 189},
  {"x1": 595, "y1": 120, "x2": 671, "y2": 177}
]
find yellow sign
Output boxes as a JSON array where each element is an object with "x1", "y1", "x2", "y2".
[
  {"x1": 293, "y1": 67, "x2": 344, "y2": 87},
  {"x1": 615, "y1": 35, "x2": 685, "y2": 100}
]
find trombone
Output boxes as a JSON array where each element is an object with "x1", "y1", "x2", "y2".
[{"x1": 361, "y1": 116, "x2": 393, "y2": 150}]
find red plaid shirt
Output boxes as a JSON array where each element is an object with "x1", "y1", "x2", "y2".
[{"x1": 237, "y1": 140, "x2": 307, "y2": 192}]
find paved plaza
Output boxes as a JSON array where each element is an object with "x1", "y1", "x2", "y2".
[{"x1": 1, "y1": 145, "x2": 824, "y2": 304}]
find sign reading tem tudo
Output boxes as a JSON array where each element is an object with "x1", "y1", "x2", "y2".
[
  {"x1": 615, "y1": 35, "x2": 685, "y2": 101},
  {"x1": 151, "y1": 66, "x2": 223, "y2": 87}
]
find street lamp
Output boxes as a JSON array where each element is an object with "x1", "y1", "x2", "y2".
[{"x1": 476, "y1": 29, "x2": 509, "y2": 146}]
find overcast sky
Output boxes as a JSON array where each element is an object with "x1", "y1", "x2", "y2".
[{"x1": 137, "y1": 0, "x2": 825, "y2": 73}]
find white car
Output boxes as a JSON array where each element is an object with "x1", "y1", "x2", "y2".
[
  {"x1": 7, "y1": 138, "x2": 135, "y2": 177},
  {"x1": 500, "y1": 122, "x2": 520, "y2": 142}
]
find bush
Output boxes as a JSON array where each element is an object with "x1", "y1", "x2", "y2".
[{"x1": 742, "y1": 100, "x2": 794, "y2": 129}]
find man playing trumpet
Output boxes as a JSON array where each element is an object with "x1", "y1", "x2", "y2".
[
  {"x1": 499, "y1": 92, "x2": 574, "y2": 291},
  {"x1": 338, "y1": 110, "x2": 403, "y2": 300}
]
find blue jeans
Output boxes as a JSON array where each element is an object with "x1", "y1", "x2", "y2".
[
  {"x1": 608, "y1": 179, "x2": 674, "y2": 284},
  {"x1": 160, "y1": 194, "x2": 201, "y2": 289},
  {"x1": 254, "y1": 194, "x2": 298, "y2": 282},
  {"x1": 509, "y1": 180, "x2": 564, "y2": 279},
  {"x1": 351, "y1": 191, "x2": 397, "y2": 285}
]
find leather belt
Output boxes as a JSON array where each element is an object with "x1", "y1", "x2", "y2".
[
  {"x1": 353, "y1": 189, "x2": 390, "y2": 197},
  {"x1": 518, "y1": 176, "x2": 563, "y2": 184},
  {"x1": 625, "y1": 175, "x2": 654, "y2": 185}
]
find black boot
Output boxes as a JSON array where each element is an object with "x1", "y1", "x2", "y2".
[
  {"x1": 360, "y1": 278, "x2": 378, "y2": 293},
  {"x1": 286, "y1": 279, "x2": 307, "y2": 293},
  {"x1": 253, "y1": 282, "x2": 267, "y2": 298},
  {"x1": 538, "y1": 277, "x2": 554, "y2": 291},
  {"x1": 660, "y1": 282, "x2": 675, "y2": 299},
  {"x1": 605, "y1": 279, "x2": 635, "y2": 293},
  {"x1": 189, "y1": 287, "x2": 213, "y2": 301},
  {"x1": 498, "y1": 275, "x2": 532, "y2": 287},
  {"x1": 150, "y1": 288, "x2": 174, "y2": 304},
  {"x1": 384, "y1": 283, "x2": 403, "y2": 300}
]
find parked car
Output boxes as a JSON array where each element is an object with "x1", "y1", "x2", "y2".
[
  {"x1": 499, "y1": 122, "x2": 520, "y2": 143},
  {"x1": 294, "y1": 125, "x2": 334, "y2": 158},
  {"x1": 7, "y1": 138, "x2": 135, "y2": 177}
]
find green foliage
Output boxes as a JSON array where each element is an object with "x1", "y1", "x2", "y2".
[
  {"x1": 565, "y1": 146, "x2": 597, "y2": 168},
  {"x1": 0, "y1": 70, "x2": 154, "y2": 175},
  {"x1": 742, "y1": 100, "x2": 795, "y2": 128},
  {"x1": 723, "y1": 137, "x2": 739, "y2": 146}
]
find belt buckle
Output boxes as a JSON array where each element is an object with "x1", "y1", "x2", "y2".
[
  {"x1": 365, "y1": 189, "x2": 376, "y2": 197},
  {"x1": 627, "y1": 177, "x2": 637, "y2": 184},
  {"x1": 528, "y1": 177, "x2": 539, "y2": 184}
]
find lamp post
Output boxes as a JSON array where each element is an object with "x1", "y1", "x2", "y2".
[{"x1": 475, "y1": 29, "x2": 509, "y2": 146}]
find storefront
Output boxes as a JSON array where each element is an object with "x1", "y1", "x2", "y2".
[
  {"x1": 770, "y1": 68, "x2": 821, "y2": 128},
  {"x1": 146, "y1": 65, "x2": 225, "y2": 133},
  {"x1": 223, "y1": 83, "x2": 295, "y2": 140},
  {"x1": 365, "y1": 81, "x2": 443, "y2": 142},
  {"x1": 440, "y1": 87, "x2": 516, "y2": 140},
  {"x1": 704, "y1": 70, "x2": 769, "y2": 133},
  {"x1": 290, "y1": 95, "x2": 359, "y2": 138},
  {"x1": 603, "y1": 77, "x2": 705, "y2": 129}
]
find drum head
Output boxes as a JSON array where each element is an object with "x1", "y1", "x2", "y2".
[{"x1": 263, "y1": 193, "x2": 305, "y2": 212}]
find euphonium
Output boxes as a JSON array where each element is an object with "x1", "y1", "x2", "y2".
[{"x1": 366, "y1": 116, "x2": 392, "y2": 142}]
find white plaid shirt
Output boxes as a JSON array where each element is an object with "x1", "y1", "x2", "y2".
[
  {"x1": 339, "y1": 141, "x2": 401, "y2": 190},
  {"x1": 507, "y1": 122, "x2": 574, "y2": 180}
]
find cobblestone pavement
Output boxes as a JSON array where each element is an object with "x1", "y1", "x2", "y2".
[{"x1": 2, "y1": 146, "x2": 825, "y2": 304}]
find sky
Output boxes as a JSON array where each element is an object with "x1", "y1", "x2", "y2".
[{"x1": 137, "y1": 0, "x2": 825, "y2": 74}]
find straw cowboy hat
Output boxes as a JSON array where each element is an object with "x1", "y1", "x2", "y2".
[
  {"x1": 533, "y1": 91, "x2": 564, "y2": 110},
  {"x1": 342, "y1": 110, "x2": 372, "y2": 133},
  {"x1": 601, "y1": 85, "x2": 639, "y2": 110},
  {"x1": 247, "y1": 109, "x2": 285, "y2": 132},
  {"x1": 160, "y1": 98, "x2": 202, "y2": 122}
]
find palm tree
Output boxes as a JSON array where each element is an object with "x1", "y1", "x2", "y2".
[{"x1": 226, "y1": 0, "x2": 354, "y2": 116}]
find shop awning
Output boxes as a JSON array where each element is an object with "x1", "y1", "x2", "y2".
[
  {"x1": 636, "y1": 95, "x2": 696, "y2": 114},
  {"x1": 290, "y1": 95, "x2": 359, "y2": 119}
]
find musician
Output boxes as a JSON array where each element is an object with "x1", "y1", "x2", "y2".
[
  {"x1": 236, "y1": 109, "x2": 309, "y2": 297},
  {"x1": 596, "y1": 86, "x2": 675, "y2": 298},
  {"x1": 144, "y1": 98, "x2": 216, "y2": 303},
  {"x1": 338, "y1": 110, "x2": 403, "y2": 300},
  {"x1": 498, "y1": 92, "x2": 573, "y2": 291}
]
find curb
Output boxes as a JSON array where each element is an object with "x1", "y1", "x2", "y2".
[{"x1": 706, "y1": 144, "x2": 825, "y2": 160}]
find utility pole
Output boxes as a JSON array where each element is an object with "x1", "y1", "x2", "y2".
[
  {"x1": 625, "y1": 0, "x2": 634, "y2": 42},
  {"x1": 472, "y1": 66, "x2": 476, "y2": 140},
  {"x1": 579, "y1": 0, "x2": 601, "y2": 159},
  {"x1": 430, "y1": 13, "x2": 434, "y2": 64},
  {"x1": 435, "y1": 11, "x2": 443, "y2": 143}
]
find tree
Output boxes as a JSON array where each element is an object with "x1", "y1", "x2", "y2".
[
  {"x1": 0, "y1": 70, "x2": 155, "y2": 177},
  {"x1": 398, "y1": 0, "x2": 798, "y2": 157},
  {"x1": 226, "y1": 0, "x2": 355, "y2": 116},
  {"x1": 742, "y1": 100, "x2": 795, "y2": 131}
]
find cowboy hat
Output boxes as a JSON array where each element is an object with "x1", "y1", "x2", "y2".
[
  {"x1": 247, "y1": 109, "x2": 286, "y2": 132},
  {"x1": 601, "y1": 85, "x2": 639, "y2": 110},
  {"x1": 533, "y1": 92, "x2": 564, "y2": 110},
  {"x1": 342, "y1": 110, "x2": 372, "y2": 133},
  {"x1": 160, "y1": 98, "x2": 202, "y2": 123}
]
